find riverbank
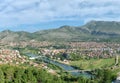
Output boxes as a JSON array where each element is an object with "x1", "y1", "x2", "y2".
[{"x1": 25, "y1": 53, "x2": 93, "y2": 78}]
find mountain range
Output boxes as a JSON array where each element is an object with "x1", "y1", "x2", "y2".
[{"x1": 0, "y1": 21, "x2": 120, "y2": 42}]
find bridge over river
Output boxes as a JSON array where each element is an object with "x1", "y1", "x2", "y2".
[{"x1": 25, "y1": 53, "x2": 93, "y2": 78}]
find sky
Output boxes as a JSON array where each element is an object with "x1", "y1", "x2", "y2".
[{"x1": 0, "y1": 0, "x2": 119, "y2": 32}]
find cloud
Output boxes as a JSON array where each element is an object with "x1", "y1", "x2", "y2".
[{"x1": 0, "y1": 0, "x2": 119, "y2": 28}]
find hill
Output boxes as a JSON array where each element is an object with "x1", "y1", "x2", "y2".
[{"x1": 0, "y1": 21, "x2": 120, "y2": 42}]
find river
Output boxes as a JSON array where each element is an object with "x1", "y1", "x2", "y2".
[{"x1": 26, "y1": 53, "x2": 93, "y2": 78}]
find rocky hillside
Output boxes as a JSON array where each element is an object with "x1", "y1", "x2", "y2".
[{"x1": 0, "y1": 21, "x2": 120, "y2": 42}]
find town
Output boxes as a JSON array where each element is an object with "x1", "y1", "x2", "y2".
[{"x1": 0, "y1": 41, "x2": 120, "y2": 83}]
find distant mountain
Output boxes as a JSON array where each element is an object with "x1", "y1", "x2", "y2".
[
  {"x1": 0, "y1": 30, "x2": 31, "y2": 42},
  {"x1": 0, "y1": 21, "x2": 120, "y2": 42},
  {"x1": 81, "y1": 21, "x2": 120, "y2": 41},
  {"x1": 34, "y1": 25, "x2": 89, "y2": 41},
  {"x1": 83, "y1": 21, "x2": 120, "y2": 34}
]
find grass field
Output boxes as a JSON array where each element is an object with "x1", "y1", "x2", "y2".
[{"x1": 70, "y1": 58, "x2": 116, "y2": 70}]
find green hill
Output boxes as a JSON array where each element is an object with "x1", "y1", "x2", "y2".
[{"x1": 0, "y1": 21, "x2": 120, "y2": 42}]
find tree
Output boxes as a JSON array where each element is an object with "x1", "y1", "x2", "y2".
[
  {"x1": 3, "y1": 66, "x2": 15, "y2": 82},
  {"x1": 0, "y1": 68, "x2": 5, "y2": 83},
  {"x1": 103, "y1": 69, "x2": 112, "y2": 83}
]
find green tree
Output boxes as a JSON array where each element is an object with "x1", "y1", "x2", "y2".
[
  {"x1": 0, "y1": 68, "x2": 5, "y2": 83},
  {"x1": 103, "y1": 69, "x2": 112, "y2": 83},
  {"x1": 3, "y1": 66, "x2": 15, "y2": 82}
]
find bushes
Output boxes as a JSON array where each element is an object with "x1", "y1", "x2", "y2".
[
  {"x1": 0, "y1": 65, "x2": 64, "y2": 83},
  {"x1": 94, "y1": 69, "x2": 117, "y2": 83},
  {"x1": 0, "y1": 65, "x2": 117, "y2": 83}
]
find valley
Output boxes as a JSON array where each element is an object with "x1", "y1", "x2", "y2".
[
  {"x1": 0, "y1": 41, "x2": 120, "y2": 83},
  {"x1": 0, "y1": 21, "x2": 120, "y2": 83}
]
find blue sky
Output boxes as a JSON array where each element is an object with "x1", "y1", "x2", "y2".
[{"x1": 0, "y1": 0, "x2": 119, "y2": 32}]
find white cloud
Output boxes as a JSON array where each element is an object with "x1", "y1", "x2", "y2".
[{"x1": 0, "y1": 0, "x2": 119, "y2": 27}]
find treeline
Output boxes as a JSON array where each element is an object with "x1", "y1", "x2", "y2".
[
  {"x1": 0, "y1": 65, "x2": 90, "y2": 83},
  {"x1": 0, "y1": 65, "x2": 117, "y2": 83},
  {"x1": 0, "y1": 65, "x2": 64, "y2": 83},
  {"x1": 93, "y1": 69, "x2": 117, "y2": 83}
]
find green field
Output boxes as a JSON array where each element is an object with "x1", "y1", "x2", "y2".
[{"x1": 70, "y1": 58, "x2": 116, "y2": 70}]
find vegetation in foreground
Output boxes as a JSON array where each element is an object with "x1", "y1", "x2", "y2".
[{"x1": 0, "y1": 64, "x2": 117, "y2": 83}]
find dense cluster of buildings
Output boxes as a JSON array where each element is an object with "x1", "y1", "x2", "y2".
[
  {"x1": 0, "y1": 49, "x2": 27, "y2": 64},
  {"x1": 1, "y1": 41, "x2": 120, "y2": 59},
  {"x1": 38, "y1": 42, "x2": 120, "y2": 59}
]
